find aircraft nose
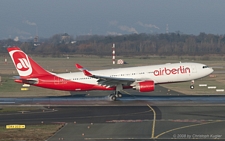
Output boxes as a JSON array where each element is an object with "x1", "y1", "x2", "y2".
[{"x1": 209, "y1": 67, "x2": 214, "y2": 74}]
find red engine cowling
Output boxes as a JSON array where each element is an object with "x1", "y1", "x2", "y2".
[{"x1": 133, "y1": 80, "x2": 155, "y2": 92}]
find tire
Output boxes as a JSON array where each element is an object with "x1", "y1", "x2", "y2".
[
  {"x1": 116, "y1": 93, "x2": 122, "y2": 98},
  {"x1": 110, "y1": 95, "x2": 117, "y2": 101}
]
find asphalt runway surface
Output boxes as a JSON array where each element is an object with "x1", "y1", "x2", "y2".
[
  {"x1": 1, "y1": 85, "x2": 225, "y2": 106},
  {"x1": 1, "y1": 86, "x2": 225, "y2": 141}
]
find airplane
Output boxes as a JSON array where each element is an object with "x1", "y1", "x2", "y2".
[{"x1": 7, "y1": 46, "x2": 213, "y2": 101}]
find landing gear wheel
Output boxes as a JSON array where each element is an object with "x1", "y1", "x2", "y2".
[
  {"x1": 116, "y1": 93, "x2": 122, "y2": 98},
  {"x1": 110, "y1": 95, "x2": 117, "y2": 101},
  {"x1": 190, "y1": 85, "x2": 194, "y2": 89}
]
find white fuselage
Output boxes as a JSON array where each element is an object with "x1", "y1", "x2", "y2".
[{"x1": 57, "y1": 62, "x2": 213, "y2": 85}]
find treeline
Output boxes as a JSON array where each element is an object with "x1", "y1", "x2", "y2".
[{"x1": 1, "y1": 32, "x2": 225, "y2": 56}]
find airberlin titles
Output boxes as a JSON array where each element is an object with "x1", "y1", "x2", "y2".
[{"x1": 153, "y1": 66, "x2": 191, "y2": 76}]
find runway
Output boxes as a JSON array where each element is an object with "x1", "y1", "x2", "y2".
[
  {"x1": 1, "y1": 86, "x2": 225, "y2": 106},
  {"x1": 1, "y1": 95, "x2": 225, "y2": 106},
  {"x1": 1, "y1": 86, "x2": 225, "y2": 140},
  {"x1": 1, "y1": 106, "x2": 225, "y2": 140}
]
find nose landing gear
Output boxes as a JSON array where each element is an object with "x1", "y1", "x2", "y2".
[{"x1": 190, "y1": 80, "x2": 194, "y2": 89}]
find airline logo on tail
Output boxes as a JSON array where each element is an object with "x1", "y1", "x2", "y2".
[{"x1": 9, "y1": 49, "x2": 32, "y2": 77}]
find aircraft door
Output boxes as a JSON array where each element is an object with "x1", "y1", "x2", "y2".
[{"x1": 191, "y1": 66, "x2": 197, "y2": 73}]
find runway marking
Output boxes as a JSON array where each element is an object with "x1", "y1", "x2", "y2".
[
  {"x1": 154, "y1": 120, "x2": 224, "y2": 138},
  {"x1": 147, "y1": 104, "x2": 156, "y2": 138}
]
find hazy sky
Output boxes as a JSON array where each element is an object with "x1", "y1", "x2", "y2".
[{"x1": 1, "y1": 0, "x2": 225, "y2": 40}]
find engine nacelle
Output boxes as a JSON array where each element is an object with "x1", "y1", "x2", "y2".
[{"x1": 133, "y1": 80, "x2": 155, "y2": 92}]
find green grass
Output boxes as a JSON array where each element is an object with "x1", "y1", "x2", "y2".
[
  {"x1": 1, "y1": 54, "x2": 225, "y2": 73},
  {"x1": 0, "y1": 124, "x2": 64, "y2": 141},
  {"x1": 0, "y1": 75, "x2": 22, "y2": 92}
]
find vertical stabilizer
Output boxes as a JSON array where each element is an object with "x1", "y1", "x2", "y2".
[{"x1": 7, "y1": 47, "x2": 51, "y2": 78}]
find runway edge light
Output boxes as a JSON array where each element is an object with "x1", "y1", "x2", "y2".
[{"x1": 6, "y1": 124, "x2": 26, "y2": 129}]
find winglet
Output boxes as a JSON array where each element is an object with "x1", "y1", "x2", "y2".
[
  {"x1": 83, "y1": 70, "x2": 93, "y2": 76},
  {"x1": 75, "y1": 64, "x2": 93, "y2": 77},
  {"x1": 75, "y1": 64, "x2": 83, "y2": 71}
]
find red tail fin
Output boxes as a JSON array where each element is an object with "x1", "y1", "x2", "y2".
[{"x1": 7, "y1": 47, "x2": 52, "y2": 78}]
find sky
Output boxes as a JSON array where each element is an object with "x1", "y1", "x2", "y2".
[{"x1": 1, "y1": 0, "x2": 225, "y2": 40}]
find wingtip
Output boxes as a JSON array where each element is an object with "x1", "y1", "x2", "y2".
[
  {"x1": 75, "y1": 64, "x2": 83, "y2": 69},
  {"x1": 83, "y1": 70, "x2": 92, "y2": 76},
  {"x1": 75, "y1": 63, "x2": 93, "y2": 76}
]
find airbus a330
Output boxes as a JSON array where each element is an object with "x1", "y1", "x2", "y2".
[{"x1": 8, "y1": 47, "x2": 213, "y2": 101}]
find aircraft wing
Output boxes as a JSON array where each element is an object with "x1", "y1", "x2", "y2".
[{"x1": 75, "y1": 64, "x2": 137, "y2": 87}]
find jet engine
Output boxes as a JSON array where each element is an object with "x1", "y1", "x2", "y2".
[{"x1": 132, "y1": 80, "x2": 155, "y2": 92}]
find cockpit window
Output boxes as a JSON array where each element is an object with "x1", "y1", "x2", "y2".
[{"x1": 203, "y1": 66, "x2": 208, "y2": 68}]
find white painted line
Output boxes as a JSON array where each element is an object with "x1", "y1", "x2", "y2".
[
  {"x1": 208, "y1": 86, "x2": 216, "y2": 89},
  {"x1": 199, "y1": 84, "x2": 207, "y2": 87},
  {"x1": 216, "y1": 89, "x2": 224, "y2": 92}
]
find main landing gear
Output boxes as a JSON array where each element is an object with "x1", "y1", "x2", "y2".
[
  {"x1": 109, "y1": 84, "x2": 123, "y2": 101},
  {"x1": 190, "y1": 80, "x2": 194, "y2": 89},
  {"x1": 109, "y1": 91, "x2": 122, "y2": 101}
]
